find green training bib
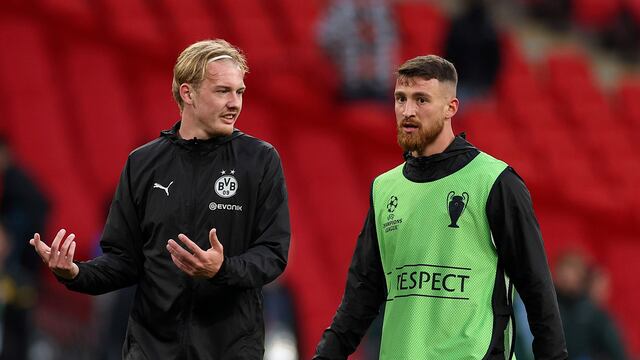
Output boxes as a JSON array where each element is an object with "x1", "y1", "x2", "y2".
[{"x1": 372, "y1": 152, "x2": 509, "y2": 360}]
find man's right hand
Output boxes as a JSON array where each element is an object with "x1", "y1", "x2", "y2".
[{"x1": 30, "y1": 229, "x2": 79, "y2": 280}]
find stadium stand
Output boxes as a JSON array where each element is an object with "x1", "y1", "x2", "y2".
[
  {"x1": 63, "y1": 43, "x2": 137, "y2": 201},
  {"x1": 393, "y1": 1, "x2": 449, "y2": 60},
  {"x1": 0, "y1": 1, "x2": 638, "y2": 358},
  {"x1": 101, "y1": 0, "x2": 164, "y2": 51},
  {"x1": 158, "y1": 0, "x2": 220, "y2": 47},
  {"x1": 40, "y1": 0, "x2": 96, "y2": 29},
  {"x1": 573, "y1": 0, "x2": 623, "y2": 30}
]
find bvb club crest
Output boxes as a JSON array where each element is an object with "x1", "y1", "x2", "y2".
[
  {"x1": 215, "y1": 170, "x2": 238, "y2": 198},
  {"x1": 447, "y1": 191, "x2": 469, "y2": 228}
]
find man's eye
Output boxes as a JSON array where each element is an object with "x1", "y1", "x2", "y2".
[
  {"x1": 396, "y1": 97, "x2": 406, "y2": 103},
  {"x1": 418, "y1": 98, "x2": 427, "y2": 104}
]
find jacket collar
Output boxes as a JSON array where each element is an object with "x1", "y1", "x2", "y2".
[
  {"x1": 161, "y1": 121, "x2": 243, "y2": 152},
  {"x1": 404, "y1": 133, "x2": 476, "y2": 163},
  {"x1": 402, "y1": 133, "x2": 480, "y2": 182}
]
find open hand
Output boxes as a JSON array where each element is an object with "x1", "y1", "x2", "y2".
[
  {"x1": 29, "y1": 229, "x2": 79, "y2": 280},
  {"x1": 166, "y1": 228, "x2": 224, "y2": 279}
]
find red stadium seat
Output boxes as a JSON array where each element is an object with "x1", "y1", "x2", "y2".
[
  {"x1": 394, "y1": 2, "x2": 450, "y2": 59},
  {"x1": 63, "y1": 43, "x2": 137, "y2": 202},
  {"x1": 340, "y1": 103, "x2": 400, "y2": 182},
  {"x1": 0, "y1": 17, "x2": 102, "y2": 259},
  {"x1": 272, "y1": 0, "x2": 339, "y2": 92},
  {"x1": 527, "y1": 127, "x2": 616, "y2": 213},
  {"x1": 510, "y1": 96, "x2": 561, "y2": 129},
  {"x1": 216, "y1": 0, "x2": 286, "y2": 70},
  {"x1": 40, "y1": 0, "x2": 96, "y2": 28},
  {"x1": 287, "y1": 128, "x2": 369, "y2": 284},
  {"x1": 573, "y1": 0, "x2": 623, "y2": 29},
  {"x1": 275, "y1": 0, "x2": 324, "y2": 46},
  {"x1": 101, "y1": 0, "x2": 163, "y2": 50},
  {"x1": 282, "y1": 180, "x2": 342, "y2": 359},
  {"x1": 235, "y1": 102, "x2": 278, "y2": 145},
  {"x1": 536, "y1": 211, "x2": 592, "y2": 269},
  {"x1": 495, "y1": 34, "x2": 565, "y2": 136},
  {"x1": 498, "y1": 33, "x2": 532, "y2": 78},
  {"x1": 498, "y1": 71, "x2": 542, "y2": 105},
  {"x1": 340, "y1": 102, "x2": 396, "y2": 147},
  {"x1": 279, "y1": 127, "x2": 373, "y2": 358},
  {"x1": 159, "y1": 0, "x2": 220, "y2": 46},
  {"x1": 546, "y1": 49, "x2": 599, "y2": 103},
  {"x1": 137, "y1": 68, "x2": 180, "y2": 141},
  {"x1": 544, "y1": 50, "x2": 634, "y2": 198},
  {"x1": 459, "y1": 102, "x2": 544, "y2": 192},
  {"x1": 255, "y1": 70, "x2": 336, "y2": 126},
  {"x1": 615, "y1": 76, "x2": 640, "y2": 132}
]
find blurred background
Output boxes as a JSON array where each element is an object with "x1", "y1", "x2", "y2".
[{"x1": 0, "y1": 0, "x2": 639, "y2": 359}]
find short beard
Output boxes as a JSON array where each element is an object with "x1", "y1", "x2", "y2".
[{"x1": 397, "y1": 117, "x2": 444, "y2": 155}]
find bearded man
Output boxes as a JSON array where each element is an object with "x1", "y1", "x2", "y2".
[{"x1": 314, "y1": 55, "x2": 568, "y2": 360}]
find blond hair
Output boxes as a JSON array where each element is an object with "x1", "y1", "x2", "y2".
[{"x1": 172, "y1": 39, "x2": 249, "y2": 110}]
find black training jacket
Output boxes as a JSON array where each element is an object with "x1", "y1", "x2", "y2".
[
  {"x1": 315, "y1": 135, "x2": 568, "y2": 360},
  {"x1": 59, "y1": 122, "x2": 290, "y2": 359}
]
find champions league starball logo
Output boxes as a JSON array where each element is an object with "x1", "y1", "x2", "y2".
[
  {"x1": 383, "y1": 196, "x2": 402, "y2": 233},
  {"x1": 387, "y1": 196, "x2": 399, "y2": 213},
  {"x1": 447, "y1": 191, "x2": 469, "y2": 228}
]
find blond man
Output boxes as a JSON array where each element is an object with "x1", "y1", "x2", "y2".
[{"x1": 30, "y1": 39, "x2": 291, "y2": 359}]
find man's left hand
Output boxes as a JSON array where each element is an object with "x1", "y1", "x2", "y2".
[{"x1": 166, "y1": 228, "x2": 224, "y2": 278}]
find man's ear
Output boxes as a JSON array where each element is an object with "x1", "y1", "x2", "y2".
[
  {"x1": 180, "y1": 84, "x2": 194, "y2": 105},
  {"x1": 446, "y1": 97, "x2": 459, "y2": 119}
]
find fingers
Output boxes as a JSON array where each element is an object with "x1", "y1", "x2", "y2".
[
  {"x1": 68, "y1": 241, "x2": 76, "y2": 260},
  {"x1": 28, "y1": 230, "x2": 79, "y2": 279},
  {"x1": 54, "y1": 233, "x2": 76, "y2": 267},
  {"x1": 167, "y1": 233, "x2": 223, "y2": 278},
  {"x1": 30, "y1": 232, "x2": 51, "y2": 262},
  {"x1": 59, "y1": 233, "x2": 75, "y2": 257},
  {"x1": 176, "y1": 234, "x2": 204, "y2": 257},
  {"x1": 170, "y1": 254, "x2": 196, "y2": 275},
  {"x1": 49, "y1": 229, "x2": 67, "y2": 264},
  {"x1": 30, "y1": 233, "x2": 41, "y2": 251},
  {"x1": 167, "y1": 239, "x2": 197, "y2": 266},
  {"x1": 31, "y1": 232, "x2": 40, "y2": 247},
  {"x1": 208, "y1": 228, "x2": 223, "y2": 252}
]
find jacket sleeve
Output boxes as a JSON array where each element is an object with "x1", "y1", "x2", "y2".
[
  {"x1": 210, "y1": 147, "x2": 290, "y2": 288},
  {"x1": 487, "y1": 167, "x2": 568, "y2": 360},
  {"x1": 57, "y1": 159, "x2": 143, "y2": 295},
  {"x1": 314, "y1": 195, "x2": 386, "y2": 359}
]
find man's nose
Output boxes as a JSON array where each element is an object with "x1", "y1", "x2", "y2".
[
  {"x1": 402, "y1": 100, "x2": 417, "y2": 117},
  {"x1": 227, "y1": 93, "x2": 241, "y2": 109}
]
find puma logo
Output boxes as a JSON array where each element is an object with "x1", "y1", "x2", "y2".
[{"x1": 153, "y1": 181, "x2": 174, "y2": 196}]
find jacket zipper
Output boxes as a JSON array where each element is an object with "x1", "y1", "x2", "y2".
[{"x1": 181, "y1": 150, "x2": 201, "y2": 359}]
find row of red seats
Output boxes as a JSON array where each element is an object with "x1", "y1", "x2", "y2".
[
  {"x1": 574, "y1": 0, "x2": 640, "y2": 29},
  {"x1": 496, "y1": 34, "x2": 639, "y2": 216},
  {"x1": 0, "y1": 16, "x2": 103, "y2": 258},
  {"x1": 468, "y1": 35, "x2": 640, "y2": 355}
]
